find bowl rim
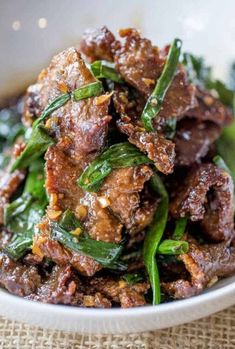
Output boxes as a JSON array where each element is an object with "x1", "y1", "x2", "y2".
[{"x1": 1, "y1": 276, "x2": 235, "y2": 318}]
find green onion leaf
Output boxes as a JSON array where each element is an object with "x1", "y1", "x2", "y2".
[
  {"x1": 33, "y1": 93, "x2": 70, "y2": 128},
  {"x1": 72, "y1": 81, "x2": 103, "y2": 101},
  {"x1": 51, "y1": 222, "x2": 123, "y2": 268},
  {"x1": 122, "y1": 273, "x2": 144, "y2": 285},
  {"x1": 143, "y1": 173, "x2": 169, "y2": 305},
  {"x1": 91, "y1": 61, "x2": 124, "y2": 83},
  {"x1": 157, "y1": 239, "x2": 189, "y2": 255},
  {"x1": 141, "y1": 38, "x2": 182, "y2": 131},
  {"x1": 172, "y1": 217, "x2": 188, "y2": 240},
  {"x1": 11, "y1": 126, "x2": 54, "y2": 172},
  {"x1": 78, "y1": 142, "x2": 152, "y2": 192},
  {"x1": 59, "y1": 209, "x2": 83, "y2": 232},
  {"x1": 5, "y1": 159, "x2": 48, "y2": 260},
  {"x1": 213, "y1": 155, "x2": 232, "y2": 176}
]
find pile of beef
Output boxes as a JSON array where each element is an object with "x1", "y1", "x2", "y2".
[{"x1": 0, "y1": 27, "x2": 234, "y2": 308}]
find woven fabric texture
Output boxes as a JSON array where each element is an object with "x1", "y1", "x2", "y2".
[{"x1": 1, "y1": 306, "x2": 235, "y2": 349}]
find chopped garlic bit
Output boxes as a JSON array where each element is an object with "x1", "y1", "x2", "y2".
[
  {"x1": 83, "y1": 295, "x2": 94, "y2": 307},
  {"x1": 32, "y1": 236, "x2": 46, "y2": 258},
  {"x1": 119, "y1": 280, "x2": 127, "y2": 288},
  {"x1": 47, "y1": 208, "x2": 62, "y2": 220},
  {"x1": 70, "y1": 227, "x2": 82, "y2": 236},
  {"x1": 50, "y1": 193, "x2": 58, "y2": 206},
  {"x1": 97, "y1": 196, "x2": 110, "y2": 208},
  {"x1": 142, "y1": 77, "x2": 155, "y2": 86},
  {"x1": 95, "y1": 91, "x2": 114, "y2": 106},
  {"x1": 75, "y1": 205, "x2": 88, "y2": 220}
]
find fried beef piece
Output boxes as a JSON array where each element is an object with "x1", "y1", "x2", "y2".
[
  {"x1": 46, "y1": 146, "x2": 123, "y2": 244},
  {"x1": 114, "y1": 28, "x2": 164, "y2": 97},
  {"x1": 170, "y1": 164, "x2": 234, "y2": 242},
  {"x1": 80, "y1": 26, "x2": 116, "y2": 62},
  {"x1": 90, "y1": 277, "x2": 149, "y2": 308},
  {"x1": 162, "y1": 236, "x2": 235, "y2": 299},
  {"x1": 0, "y1": 170, "x2": 25, "y2": 224},
  {"x1": 27, "y1": 265, "x2": 80, "y2": 304},
  {"x1": 187, "y1": 88, "x2": 233, "y2": 127},
  {"x1": 113, "y1": 28, "x2": 196, "y2": 119},
  {"x1": 118, "y1": 121, "x2": 175, "y2": 174},
  {"x1": 0, "y1": 254, "x2": 41, "y2": 297},
  {"x1": 100, "y1": 165, "x2": 156, "y2": 233},
  {"x1": 174, "y1": 119, "x2": 221, "y2": 166}
]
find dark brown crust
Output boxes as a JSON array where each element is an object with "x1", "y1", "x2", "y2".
[
  {"x1": 174, "y1": 119, "x2": 221, "y2": 166},
  {"x1": 80, "y1": 26, "x2": 116, "y2": 63},
  {"x1": 162, "y1": 236, "x2": 235, "y2": 299},
  {"x1": 170, "y1": 164, "x2": 234, "y2": 242}
]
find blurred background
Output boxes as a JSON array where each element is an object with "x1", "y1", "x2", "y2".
[{"x1": 1, "y1": 0, "x2": 235, "y2": 101}]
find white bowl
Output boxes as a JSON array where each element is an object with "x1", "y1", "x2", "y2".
[{"x1": 0, "y1": 0, "x2": 235, "y2": 333}]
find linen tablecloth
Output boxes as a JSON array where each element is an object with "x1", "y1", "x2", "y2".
[{"x1": 1, "y1": 306, "x2": 235, "y2": 349}]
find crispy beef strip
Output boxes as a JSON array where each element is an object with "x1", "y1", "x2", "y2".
[
  {"x1": 186, "y1": 88, "x2": 233, "y2": 127},
  {"x1": 170, "y1": 164, "x2": 234, "y2": 242},
  {"x1": 0, "y1": 169, "x2": 25, "y2": 224},
  {"x1": 162, "y1": 236, "x2": 235, "y2": 299},
  {"x1": 100, "y1": 165, "x2": 156, "y2": 234},
  {"x1": 89, "y1": 277, "x2": 149, "y2": 308},
  {"x1": 27, "y1": 266, "x2": 148, "y2": 308},
  {"x1": 0, "y1": 254, "x2": 41, "y2": 297},
  {"x1": 113, "y1": 88, "x2": 176, "y2": 174},
  {"x1": 174, "y1": 118, "x2": 221, "y2": 166},
  {"x1": 27, "y1": 265, "x2": 81, "y2": 305},
  {"x1": 112, "y1": 29, "x2": 196, "y2": 174},
  {"x1": 113, "y1": 29, "x2": 197, "y2": 118},
  {"x1": 118, "y1": 121, "x2": 176, "y2": 174},
  {"x1": 80, "y1": 26, "x2": 116, "y2": 63}
]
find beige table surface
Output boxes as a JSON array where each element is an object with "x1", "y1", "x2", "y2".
[{"x1": 0, "y1": 305, "x2": 235, "y2": 349}]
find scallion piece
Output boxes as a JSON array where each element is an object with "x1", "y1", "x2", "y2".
[
  {"x1": 51, "y1": 222, "x2": 123, "y2": 268},
  {"x1": 157, "y1": 239, "x2": 188, "y2": 255},
  {"x1": 91, "y1": 61, "x2": 124, "y2": 83},
  {"x1": 33, "y1": 93, "x2": 70, "y2": 128},
  {"x1": 72, "y1": 81, "x2": 103, "y2": 101},
  {"x1": 78, "y1": 142, "x2": 152, "y2": 192},
  {"x1": 172, "y1": 217, "x2": 188, "y2": 240},
  {"x1": 141, "y1": 38, "x2": 182, "y2": 131},
  {"x1": 143, "y1": 173, "x2": 169, "y2": 305},
  {"x1": 11, "y1": 126, "x2": 54, "y2": 172},
  {"x1": 213, "y1": 155, "x2": 232, "y2": 175}
]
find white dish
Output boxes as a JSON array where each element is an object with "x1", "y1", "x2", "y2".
[
  {"x1": 0, "y1": 275, "x2": 235, "y2": 333},
  {"x1": 0, "y1": 0, "x2": 235, "y2": 334}
]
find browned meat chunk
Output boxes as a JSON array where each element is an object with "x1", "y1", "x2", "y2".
[
  {"x1": 114, "y1": 28, "x2": 164, "y2": 96},
  {"x1": 0, "y1": 254, "x2": 41, "y2": 297},
  {"x1": 118, "y1": 121, "x2": 175, "y2": 174},
  {"x1": 27, "y1": 265, "x2": 80, "y2": 305},
  {"x1": 113, "y1": 28, "x2": 196, "y2": 120},
  {"x1": 170, "y1": 164, "x2": 234, "y2": 242},
  {"x1": 174, "y1": 119, "x2": 221, "y2": 166},
  {"x1": 80, "y1": 26, "x2": 116, "y2": 62},
  {"x1": 0, "y1": 170, "x2": 25, "y2": 224},
  {"x1": 90, "y1": 277, "x2": 149, "y2": 308},
  {"x1": 100, "y1": 165, "x2": 156, "y2": 233},
  {"x1": 187, "y1": 88, "x2": 233, "y2": 127},
  {"x1": 162, "y1": 236, "x2": 235, "y2": 299}
]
